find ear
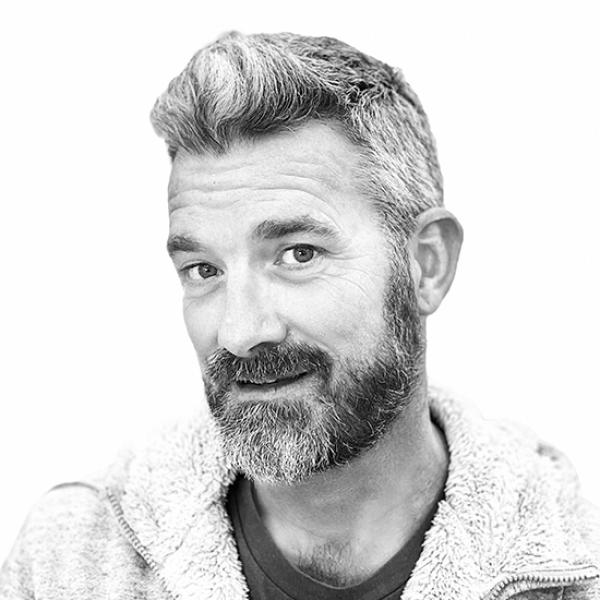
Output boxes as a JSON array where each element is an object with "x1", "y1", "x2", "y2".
[{"x1": 409, "y1": 207, "x2": 463, "y2": 316}]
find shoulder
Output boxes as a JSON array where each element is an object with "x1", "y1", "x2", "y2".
[
  {"x1": 1, "y1": 412, "x2": 228, "y2": 600},
  {"x1": 433, "y1": 391, "x2": 600, "y2": 529},
  {"x1": 4, "y1": 480, "x2": 116, "y2": 557},
  {"x1": 0, "y1": 481, "x2": 134, "y2": 599},
  {"x1": 430, "y1": 390, "x2": 592, "y2": 497},
  {"x1": 429, "y1": 390, "x2": 600, "y2": 599},
  {"x1": 14, "y1": 480, "x2": 109, "y2": 540}
]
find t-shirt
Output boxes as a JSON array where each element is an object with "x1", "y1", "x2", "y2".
[{"x1": 226, "y1": 476, "x2": 438, "y2": 600}]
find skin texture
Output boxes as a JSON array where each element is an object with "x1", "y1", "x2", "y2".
[
  {"x1": 168, "y1": 124, "x2": 391, "y2": 364},
  {"x1": 167, "y1": 121, "x2": 463, "y2": 585}
]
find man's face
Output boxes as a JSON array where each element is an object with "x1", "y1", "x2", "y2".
[{"x1": 167, "y1": 121, "x2": 422, "y2": 483}]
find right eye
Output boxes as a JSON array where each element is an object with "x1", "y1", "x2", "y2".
[{"x1": 182, "y1": 263, "x2": 220, "y2": 281}]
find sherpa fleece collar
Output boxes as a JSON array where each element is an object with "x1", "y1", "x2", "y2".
[{"x1": 104, "y1": 391, "x2": 599, "y2": 600}]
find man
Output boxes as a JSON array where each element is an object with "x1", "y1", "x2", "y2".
[{"x1": 1, "y1": 31, "x2": 599, "y2": 600}]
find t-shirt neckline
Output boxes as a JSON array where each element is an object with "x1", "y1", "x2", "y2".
[{"x1": 229, "y1": 475, "x2": 439, "y2": 600}]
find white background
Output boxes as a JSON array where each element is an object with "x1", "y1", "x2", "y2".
[{"x1": 1, "y1": 1, "x2": 598, "y2": 559}]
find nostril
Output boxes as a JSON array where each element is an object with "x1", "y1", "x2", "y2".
[{"x1": 248, "y1": 341, "x2": 284, "y2": 355}]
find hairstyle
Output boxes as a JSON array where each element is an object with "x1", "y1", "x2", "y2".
[{"x1": 151, "y1": 32, "x2": 443, "y2": 242}]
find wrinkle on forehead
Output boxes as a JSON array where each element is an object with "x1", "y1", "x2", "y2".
[
  {"x1": 168, "y1": 172, "x2": 346, "y2": 212},
  {"x1": 167, "y1": 122, "x2": 362, "y2": 207},
  {"x1": 167, "y1": 188, "x2": 351, "y2": 228}
]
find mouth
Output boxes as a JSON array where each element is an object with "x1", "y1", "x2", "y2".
[{"x1": 235, "y1": 371, "x2": 310, "y2": 392}]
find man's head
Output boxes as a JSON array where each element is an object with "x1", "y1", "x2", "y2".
[
  {"x1": 153, "y1": 33, "x2": 462, "y2": 484},
  {"x1": 152, "y1": 32, "x2": 443, "y2": 246}
]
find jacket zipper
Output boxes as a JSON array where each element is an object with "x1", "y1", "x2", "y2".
[
  {"x1": 484, "y1": 566, "x2": 600, "y2": 600},
  {"x1": 106, "y1": 488, "x2": 177, "y2": 600}
]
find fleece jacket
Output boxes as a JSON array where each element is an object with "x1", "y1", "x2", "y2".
[{"x1": 1, "y1": 391, "x2": 599, "y2": 600}]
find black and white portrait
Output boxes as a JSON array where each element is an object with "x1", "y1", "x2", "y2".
[{"x1": 1, "y1": 3, "x2": 598, "y2": 599}]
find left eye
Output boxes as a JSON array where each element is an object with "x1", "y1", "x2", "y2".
[{"x1": 280, "y1": 245, "x2": 319, "y2": 265}]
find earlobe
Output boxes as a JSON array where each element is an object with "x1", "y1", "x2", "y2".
[{"x1": 411, "y1": 207, "x2": 463, "y2": 316}]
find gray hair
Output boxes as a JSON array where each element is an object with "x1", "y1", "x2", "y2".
[{"x1": 151, "y1": 32, "x2": 443, "y2": 241}]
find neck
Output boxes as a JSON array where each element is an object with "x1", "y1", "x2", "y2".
[{"x1": 252, "y1": 383, "x2": 448, "y2": 583}]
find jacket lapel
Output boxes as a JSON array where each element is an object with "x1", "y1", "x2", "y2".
[
  {"x1": 108, "y1": 414, "x2": 248, "y2": 600},
  {"x1": 402, "y1": 391, "x2": 599, "y2": 599}
]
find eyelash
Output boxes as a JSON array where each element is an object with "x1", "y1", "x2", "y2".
[
  {"x1": 180, "y1": 263, "x2": 220, "y2": 282},
  {"x1": 277, "y1": 244, "x2": 323, "y2": 268},
  {"x1": 179, "y1": 244, "x2": 324, "y2": 283}
]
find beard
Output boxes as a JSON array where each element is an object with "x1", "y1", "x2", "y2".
[{"x1": 203, "y1": 260, "x2": 424, "y2": 484}]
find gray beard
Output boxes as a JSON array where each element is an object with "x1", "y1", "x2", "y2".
[
  {"x1": 203, "y1": 266, "x2": 423, "y2": 484},
  {"x1": 211, "y1": 391, "x2": 336, "y2": 484}
]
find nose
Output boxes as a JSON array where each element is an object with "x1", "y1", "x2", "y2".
[{"x1": 217, "y1": 274, "x2": 287, "y2": 357}]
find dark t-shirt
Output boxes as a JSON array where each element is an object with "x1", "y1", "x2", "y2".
[{"x1": 226, "y1": 476, "x2": 437, "y2": 600}]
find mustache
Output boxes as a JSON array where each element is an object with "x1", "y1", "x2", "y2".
[{"x1": 204, "y1": 342, "x2": 332, "y2": 386}]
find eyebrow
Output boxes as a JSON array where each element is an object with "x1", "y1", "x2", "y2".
[
  {"x1": 252, "y1": 216, "x2": 341, "y2": 242},
  {"x1": 167, "y1": 216, "x2": 341, "y2": 257},
  {"x1": 166, "y1": 235, "x2": 208, "y2": 257}
]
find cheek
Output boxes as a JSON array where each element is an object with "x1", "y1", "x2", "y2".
[
  {"x1": 182, "y1": 297, "x2": 219, "y2": 356},
  {"x1": 283, "y1": 276, "x2": 387, "y2": 352}
]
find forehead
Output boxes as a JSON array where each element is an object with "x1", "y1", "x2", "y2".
[
  {"x1": 168, "y1": 122, "x2": 362, "y2": 206},
  {"x1": 167, "y1": 121, "x2": 380, "y2": 242}
]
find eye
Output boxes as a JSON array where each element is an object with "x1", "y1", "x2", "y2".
[
  {"x1": 280, "y1": 245, "x2": 319, "y2": 265},
  {"x1": 183, "y1": 263, "x2": 220, "y2": 281}
]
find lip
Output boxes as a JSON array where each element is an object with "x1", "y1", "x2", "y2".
[
  {"x1": 233, "y1": 372, "x2": 313, "y2": 401},
  {"x1": 237, "y1": 372, "x2": 309, "y2": 391}
]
